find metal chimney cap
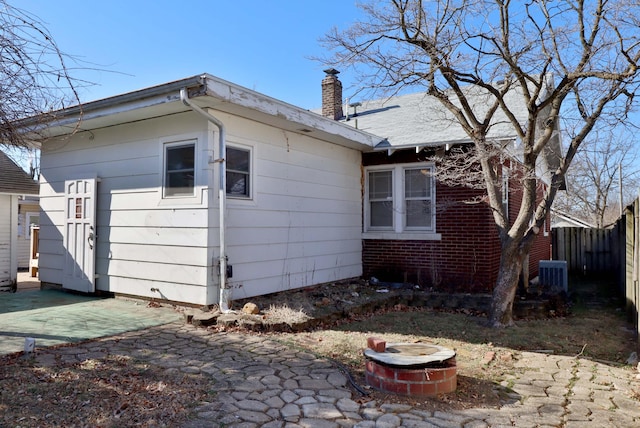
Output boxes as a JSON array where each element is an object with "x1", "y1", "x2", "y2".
[{"x1": 323, "y1": 68, "x2": 340, "y2": 76}]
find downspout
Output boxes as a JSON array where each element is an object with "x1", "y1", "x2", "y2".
[{"x1": 180, "y1": 87, "x2": 230, "y2": 313}]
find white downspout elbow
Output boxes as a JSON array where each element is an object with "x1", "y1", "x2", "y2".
[{"x1": 180, "y1": 87, "x2": 230, "y2": 313}]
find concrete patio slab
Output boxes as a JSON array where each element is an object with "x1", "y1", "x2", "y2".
[{"x1": 0, "y1": 289, "x2": 181, "y2": 356}]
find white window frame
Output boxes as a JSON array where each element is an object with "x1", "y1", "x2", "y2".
[
  {"x1": 366, "y1": 168, "x2": 395, "y2": 230},
  {"x1": 226, "y1": 144, "x2": 253, "y2": 200},
  {"x1": 502, "y1": 165, "x2": 509, "y2": 219},
  {"x1": 25, "y1": 212, "x2": 39, "y2": 240},
  {"x1": 162, "y1": 138, "x2": 198, "y2": 200},
  {"x1": 543, "y1": 217, "x2": 550, "y2": 237},
  {"x1": 364, "y1": 162, "x2": 440, "y2": 241}
]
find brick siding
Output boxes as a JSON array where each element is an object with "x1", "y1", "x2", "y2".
[{"x1": 362, "y1": 152, "x2": 551, "y2": 293}]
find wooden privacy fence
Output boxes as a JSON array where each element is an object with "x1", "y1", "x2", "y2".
[
  {"x1": 553, "y1": 205, "x2": 640, "y2": 338},
  {"x1": 623, "y1": 198, "x2": 640, "y2": 339},
  {"x1": 552, "y1": 226, "x2": 623, "y2": 275}
]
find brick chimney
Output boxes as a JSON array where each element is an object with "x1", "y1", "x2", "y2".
[{"x1": 321, "y1": 68, "x2": 343, "y2": 120}]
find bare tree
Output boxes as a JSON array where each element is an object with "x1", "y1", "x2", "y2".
[
  {"x1": 0, "y1": 0, "x2": 81, "y2": 150},
  {"x1": 322, "y1": 0, "x2": 640, "y2": 327},
  {"x1": 555, "y1": 128, "x2": 640, "y2": 228}
]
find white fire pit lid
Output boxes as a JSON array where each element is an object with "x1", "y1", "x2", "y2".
[{"x1": 364, "y1": 343, "x2": 456, "y2": 366}]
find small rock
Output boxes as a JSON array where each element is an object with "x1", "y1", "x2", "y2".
[
  {"x1": 192, "y1": 311, "x2": 220, "y2": 327},
  {"x1": 627, "y1": 352, "x2": 638, "y2": 366},
  {"x1": 242, "y1": 302, "x2": 260, "y2": 315},
  {"x1": 315, "y1": 297, "x2": 332, "y2": 307},
  {"x1": 500, "y1": 352, "x2": 514, "y2": 362},
  {"x1": 483, "y1": 351, "x2": 496, "y2": 364}
]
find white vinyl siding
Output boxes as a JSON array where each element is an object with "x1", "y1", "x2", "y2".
[
  {"x1": 38, "y1": 113, "x2": 211, "y2": 304},
  {"x1": 224, "y1": 124, "x2": 363, "y2": 299},
  {"x1": 39, "y1": 109, "x2": 364, "y2": 304}
]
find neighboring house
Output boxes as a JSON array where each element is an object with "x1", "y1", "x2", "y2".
[
  {"x1": 319, "y1": 71, "x2": 558, "y2": 292},
  {"x1": 20, "y1": 71, "x2": 556, "y2": 306},
  {"x1": 0, "y1": 151, "x2": 39, "y2": 290},
  {"x1": 550, "y1": 208, "x2": 595, "y2": 229},
  {"x1": 17, "y1": 196, "x2": 40, "y2": 269}
]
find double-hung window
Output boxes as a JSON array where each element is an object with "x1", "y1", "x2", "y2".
[
  {"x1": 365, "y1": 163, "x2": 436, "y2": 237},
  {"x1": 404, "y1": 167, "x2": 433, "y2": 229},
  {"x1": 226, "y1": 146, "x2": 251, "y2": 198},
  {"x1": 368, "y1": 170, "x2": 393, "y2": 228},
  {"x1": 164, "y1": 140, "x2": 196, "y2": 197}
]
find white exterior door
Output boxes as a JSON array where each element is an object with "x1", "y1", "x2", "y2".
[{"x1": 63, "y1": 178, "x2": 97, "y2": 293}]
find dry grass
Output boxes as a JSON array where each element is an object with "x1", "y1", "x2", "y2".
[
  {"x1": 270, "y1": 303, "x2": 638, "y2": 410},
  {"x1": 0, "y1": 353, "x2": 208, "y2": 427},
  {"x1": 1, "y1": 277, "x2": 636, "y2": 421},
  {"x1": 263, "y1": 303, "x2": 311, "y2": 326}
]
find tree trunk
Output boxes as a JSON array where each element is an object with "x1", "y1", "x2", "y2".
[{"x1": 489, "y1": 248, "x2": 525, "y2": 327}]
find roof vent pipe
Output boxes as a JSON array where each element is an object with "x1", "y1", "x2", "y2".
[{"x1": 180, "y1": 87, "x2": 231, "y2": 313}]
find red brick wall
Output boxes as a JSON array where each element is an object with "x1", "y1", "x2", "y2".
[
  {"x1": 504, "y1": 162, "x2": 552, "y2": 279},
  {"x1": 362, "y1": 152, "x2": 551, "y2": 293},
  {"x1": 363, "y1": 182, "x2": 502, "y2": 292}
]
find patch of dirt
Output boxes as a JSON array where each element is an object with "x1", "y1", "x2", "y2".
[{"x1": 232, "y1": 278, "x2": 403, "y2": 326}]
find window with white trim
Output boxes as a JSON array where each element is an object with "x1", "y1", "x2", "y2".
[
  {"x1": 163, "y1": 140, "x2": 196, "y2": 197},
  {"x1": 226, "y1": 146, "x2": 251, "y2": 198},
  {"x1": 25, "y1": 212, "x2": 39, "y2": 239},
  {"x1": 365, "y1": 163, "x2": 436, "y2": 233},
  {"x1": 368, "y1": 170, "x2": 393, "y2": 228},
  {"x1": 501, "y1": 165, "x2": 509, "y2": 218}
]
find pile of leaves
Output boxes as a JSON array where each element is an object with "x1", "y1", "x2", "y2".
[{"x1": 0, "y1": 352, "x2": 208, "y2": 427}]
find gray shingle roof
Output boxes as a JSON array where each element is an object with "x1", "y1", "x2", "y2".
[
  {"x1": 326, "y1": 81, "x2": 562, "y2": 185},
  {"x1": 0, "y1": 151, "x2": 39, "y2": 195},
  {"x1": 341, "y1": 85, "x2": 528, "y2": 149}
]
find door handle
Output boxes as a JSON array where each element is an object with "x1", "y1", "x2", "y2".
[{"x1": 88, "y1": 226, "x2": 94, "y2": 250}]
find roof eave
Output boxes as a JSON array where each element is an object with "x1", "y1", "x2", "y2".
[{"x1": 22, "y1": 73, "x2": 382, "y2": 152}]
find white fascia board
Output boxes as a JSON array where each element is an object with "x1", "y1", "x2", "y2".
[
  {"x1": 23, "y1": 73, "x2": 382, "y2": 152},
  {"x1": 49, "y1": 92, "x2": 185, "y2": 132},
  {"x1": 0, "y1": 190, "x2": 39, "y2": 197},
  {"x1": 19, "y1": 75, "x2": 206, "y2": 138},
  {"x1": 203, "y1": 75, "x2": 381, "y2": 150}
]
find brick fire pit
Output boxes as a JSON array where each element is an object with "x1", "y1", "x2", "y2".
[{"x1": 364, "y1": 338, "x2": 457, "y2": 397}]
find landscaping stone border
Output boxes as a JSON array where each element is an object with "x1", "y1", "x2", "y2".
[{"x1": 183, "y1": 288, "x2": 566, "y2": 331}]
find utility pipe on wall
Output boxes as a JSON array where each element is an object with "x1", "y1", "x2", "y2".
[{"x1": 180, "y1": 87, "x2": 230, "y2": 313}]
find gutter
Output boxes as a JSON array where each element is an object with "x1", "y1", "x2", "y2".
[
  {"x1": 17, "y1": 75, "x2": 209, "y2": 134},
  {"x1": 180, "y1": 87, "x2": 231, "y2": 313}
]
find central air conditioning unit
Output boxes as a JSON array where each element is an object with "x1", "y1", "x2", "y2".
[{"x1": 538, "y1": 260, "x2": 568, "y2": 292}]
